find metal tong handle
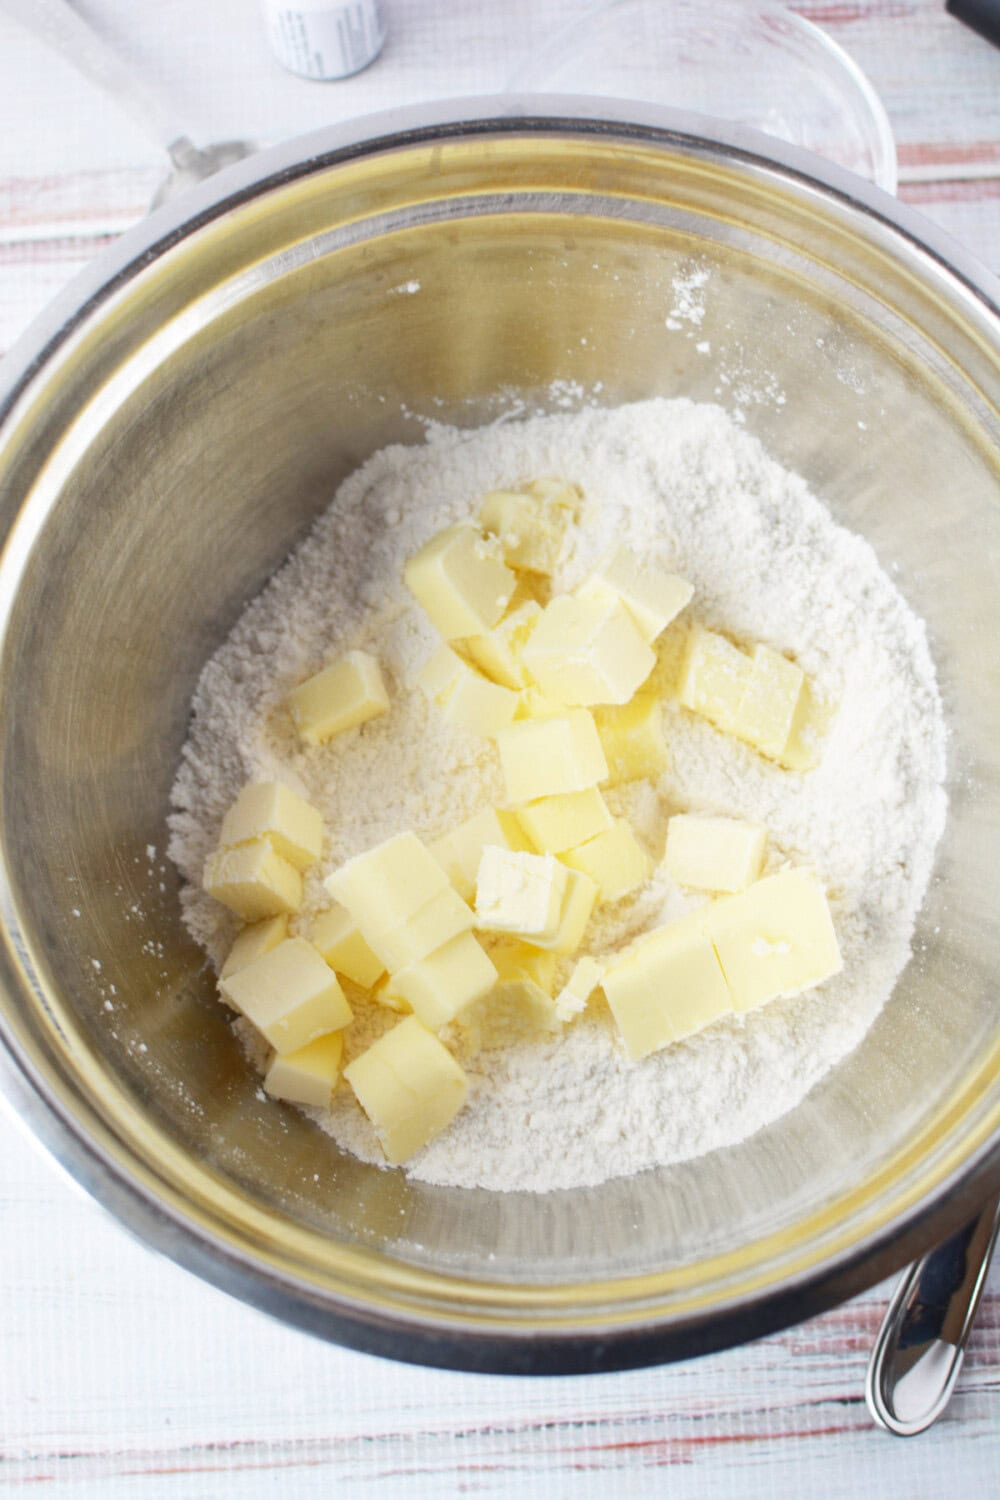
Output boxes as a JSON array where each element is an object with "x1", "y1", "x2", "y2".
[{"x1": 866, "y1": 1193, "x2": 1000, "y2": 1436}]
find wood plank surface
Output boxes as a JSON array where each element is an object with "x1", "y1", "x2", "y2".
[{"x1": 0, "y1": 1, "x2": 998, "y2": 1495}]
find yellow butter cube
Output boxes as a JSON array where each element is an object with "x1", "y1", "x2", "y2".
[
  {"x1": 778, "y1": 680, "x2": 829, "y2": 772},
  {"x1": 368, "y1": 886, "x2": 475, "y2": 972},
  {"x1": 219, "y1": 781, "x2": 323, "y2": 871},
  {"x1": 526, "y1": 477, "x2": 582, "y2": 506},
  {"x1": 345, "y1": 1015, "x2": 468, "y2": 1165},
  {"x1": 515, "y1": 787, "x2": 613, "y2": 854},
  {"x1": 678, "y1": 625, "x2": 753, "y2": 734},
  {"x1": 220, "y1": 914, "x2": 289, "y2": 981},
  {"x1": 576, "y1": 548, "x2": 694, "y2": 643},
  {"x1": 555, "y1": 956, "x2": 605, "y2": 1022},
  {"x1": 495, "y1": 710, "x2": 608, "y2": 804},
  {"x1": 264, "y1": 1032, "x2": 344, "y2": 1109},
  {"x1": 593, "y1": 696, "x2": 668, "y2": 785},
  {"x1": 219, "y1": 936, "x2": 352, "y2": 1054},
  {"x1": 525, "y1": 867, "x2": 598, "y2": 955},
  {"x1": 325, "y1": 832, "x2": 449, "y2": 936},
  {"x1": 390, "y1": 931, "x2": 498, "y2": 1031},
  {"x1": 703, "y1": 867, "x2": 842, "y2": 1012},
  {"x1": 490, "y1": 941, "x2": 558, "y2": 996},
  {"x1": 203, "y1": 838, "x2": 302, "y2": 922},
  {"x1": 662, "y1": 814, "x2": 767, "y2": 894},
  {"x1": 604, "y1": 925, "x2": 733, "y2": 1060},
  {"x1": 288, "y1": 649, "x2": 389, "y2": 746},
  {"x1": 311, "y1": 904, "x2": 385, "y2": 989},
  {"x1": 515, "y1": 686, "x2": 566, "y2": 720},
  {"x1": 428, "y1": 806, "x2": 531, "y2": 903},
  {"x1": 562, "y1": 819, "x2": 652, "y2": 902},
  {"x1": 479, "y1": 480, "x2": 578, "y2": 575},
  {"x1": 462, "y1": 599, "x2": 542, "y2": 689},
  {"x1": 520, "y1": 593, "x2": 655, "y2": 707},
  {"x1": 478, "y1": 941, "x2": 561, "y2": 1036},
  {"x1": 647, "y1": 624, "x2": 691, "y2": 700},
  {"x1": 404, "y1": 522, "x2": 516, "y2": 639},
  {"x1": 372, "y1": 973, "x2": 411, "y2": 1013},
  {"x1": 474, "y1": 846, "x2": 568, "y2": 941},
  {"x1": 733, "y1": 645, "x2": 804, "y2": 759},
  {"x1": 417, "y1": 643, "x2": 519, "y2": 736}
]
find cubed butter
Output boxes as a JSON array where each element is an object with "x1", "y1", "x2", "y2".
[
  {"x1": 520, "y1": 593, "x2": 655, "y2": 706},
  {"x1": 288, "y1": 650, "x2": 389, "y2": 746},
  {"x1": 372, "y1": 972, "x2": 411, "y2": 1013},
  {"x1": 474, "y1": 845, "x2": 568, "y2": 941},
  {"x1": 678, "y1": 625, "x2": 753, "y2": 733},
  {"x1": 390, "y1": 931, "x2": 498, "y2": 1030},
  {"x1": 428, "y1": 806, "x2": 531, "y2": 903},
  {"x1": 325, "y1": 832, "x2": 449, "y2": 936},
  {"x1": 514, "y1": 787, "x2": 613, "y2": 854},
  {"x1": 662, "y1": 814, "x2": 767, "y2": 893},
  {"x1": 524, "y1": 867, "x2": 598, "y2": 955},
  {"x1": 576, "y1": 548, "x2": 693, "y2": 643},
  {"x1": 404, "y1": 523, "x2": 516, "y2": 639},
  {"x1": 733, "y1": 645, "x2": 804, "y2": 759},
  {"x1": 515, "y1": 686, "x2": 567, "y2": 720},
  {"x1": 203, "y1": 838, "x2": 302, "y2": 921},
  {"x1": 220, "y1": 914, "x2": 289, "y2": 981},
  {"x1": 647, "y1": 623, "x2": 690, "y2": 700},
  {"x1": 555, "y1": 956, "x2": 605, "y2": 1022},
  {"x1": 367, "y1": 886, "x2": 474, "y2": 972},
  {"x1": 480, "y1": 941, "x2": 560, "y2": 1035},
  {"x1": 417, "y1": 644, "x2": 519, "y2": 736},
  {"x1": 562, "y1": 819, "x2": 652, "y2": 902},
  {"x1": 604, "y1": 925, "x2": 732, "y2": 1060},
  {"x1": 594, "y1": 696, "x2": 668, "y2": 785},
  {"x1": 479, "y1": 479, "x2": 578, "y2": 575},
  {"x1": 219, "y1": 781, "x2": 323, "y2": 871},
  {"x1": 264, "y1": 1032, "x2": 343, "y2": 1109},
  {"x1": 703, "y1": 867, "x2": 842, "y2": 1012},
  {"x1": 778, "y1": 680, "x2": 829, "y2": 772},
  {"x1": 311, "y1": 904, "x2": 385, "y2": 989},
  {"x1": 527, "y1": 477, "x2": 582, "y2": 508},
  {"x1": 344, "y1": 1015, "x2": 468, "y2": 1165},
  {"x1": 490, "y1": 940, "x2": 558, "y2": 996},
  {"x1": 219, "y1": 936, "x2": 352, "y2": 1054},
  {"x1": 462, "y1": 599, "x2": 542, "y2": 689},
  {"x1": 495, "y1": 710, "x2": 608, "y2": 803}
]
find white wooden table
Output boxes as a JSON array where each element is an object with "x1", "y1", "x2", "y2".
[{"x1": 1, "y1": 2, "x2": 998, "y2": 1493}]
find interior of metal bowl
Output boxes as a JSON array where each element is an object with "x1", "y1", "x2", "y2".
[{"x1": 0, "y1": 106, "x2": 997, "y2": 1373}]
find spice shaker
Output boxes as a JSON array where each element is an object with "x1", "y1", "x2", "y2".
[{"x1": 262, "y1": 0, "x2": 386, "y2": 80}]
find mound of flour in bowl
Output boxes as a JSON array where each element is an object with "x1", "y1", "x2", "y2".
[{"x1": 168, "y1": 398, "x2": 947, "y2": 1193}]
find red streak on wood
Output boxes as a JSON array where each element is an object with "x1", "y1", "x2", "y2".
[
  {"x1": 555, "y1": 1417, "x2": 877, "y2": 1469},
  {"x1": 0, "y1": 236, "x2": 118, "y2": 266},
  {"x1": 791, "y1": 2, "x2": 915, "y2": 21},
  {"x1": 900, "y1": 141, "x2": 1000, "y2": 171},
  {"x1": 900, "y1": 178, "x2": 1000, "y2": 204},
  {"x1": 0, "y1": 169, "x2": 151, "y2": 229}
]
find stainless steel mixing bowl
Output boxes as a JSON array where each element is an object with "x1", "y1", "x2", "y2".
[{"x1": 0, "y1": 101, "x2": 997, "y2": 1374}]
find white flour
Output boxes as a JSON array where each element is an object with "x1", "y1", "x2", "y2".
[{"x1": 168, "y1": 399, "x2": 947, "y2": 1193}]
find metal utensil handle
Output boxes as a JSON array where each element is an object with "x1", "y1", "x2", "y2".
[
  {"x1": 866, "y1": 1193, "x2": 1000, "y2": 1436},
  {"x1": 1, "y1": 0, "x2": 185, "y2": 156}
]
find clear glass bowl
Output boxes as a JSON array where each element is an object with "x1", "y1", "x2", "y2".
[{"x1": 510, "y1": 0, "x2": 897, "y2": 192}]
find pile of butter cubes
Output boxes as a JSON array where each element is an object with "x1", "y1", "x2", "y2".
[{"x1": 201, "y1": 478, "x2": 839, "y2": 1167}]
